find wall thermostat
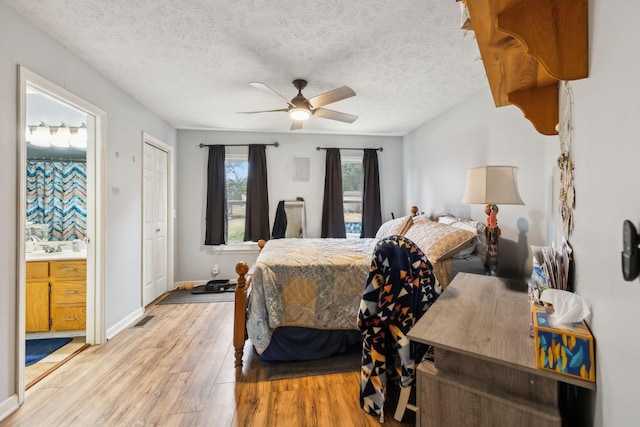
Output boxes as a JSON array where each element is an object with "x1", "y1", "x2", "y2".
[{"x1": 622, "y1": 220, "x2": 640, "y2": 281}]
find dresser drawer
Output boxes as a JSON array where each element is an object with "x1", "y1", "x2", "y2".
[
  {"x1": 51, "y1": 281, "x2": 86, "y2": 305},
  {"x1": 51, "y1": 307, "x2": 86, "y2": 331},
  {"x1": 26, "y1": 261, "x2": 49, "y2": 279},
  {"x1": 51, "y1": 260, "x2": 86, "y2": 280}
]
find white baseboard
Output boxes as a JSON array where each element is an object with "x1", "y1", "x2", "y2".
[
  {"x1": 0, "y1": 394, "x2": 19, "y2": 423},
  {"x1": 106, "y1": 307, "x2": 144, "y2": 340}
]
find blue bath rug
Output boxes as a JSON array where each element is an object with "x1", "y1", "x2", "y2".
[{"x1": 26, "y1": 338, "x2": 73, "y2": 366}]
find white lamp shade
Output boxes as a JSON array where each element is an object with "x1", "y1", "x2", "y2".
[{"x1": 461, "y1": 166, "x2": 524, "y2": 205}]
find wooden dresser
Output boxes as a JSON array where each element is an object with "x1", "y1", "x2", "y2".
[{"x1": 408, "y1": 273, "x2": 595, "y2": 427}]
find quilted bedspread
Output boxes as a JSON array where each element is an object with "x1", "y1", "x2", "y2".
[{"x1": 247, "y1": 238, "x2": 378, "y2": 354}]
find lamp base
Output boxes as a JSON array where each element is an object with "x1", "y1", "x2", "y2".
[
  {"x1": 485, "y1": 204, "x2": 501, "y2": 276},
  {"x1": 486, "y1": 252, "x2": 498, "y2": 276}
]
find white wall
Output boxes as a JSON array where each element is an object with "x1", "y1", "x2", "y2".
[
  {"x1": 175, "y1": 130, "x2": 403, "y2": 282},
  {"x1": 566, "y1": 1, "x2": 640, "y2": 425},
  {"x1": 403, "y1": 1, "x2": 640, "y2": 424},
  {"x1": 403, "y1": 87, "x2": 554, "y2": 278},
  {"x1": 0, "y1": 2, "x2": 176, "y2": 415}
]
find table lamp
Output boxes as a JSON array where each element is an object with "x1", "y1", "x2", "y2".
[{"x1": 461, "y1": 166, "x2": 524, "y2": 275}]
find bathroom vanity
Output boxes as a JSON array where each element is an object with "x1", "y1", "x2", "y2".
[{"x1": 26, "y1": 250, "x2": 87, "y2": 333}]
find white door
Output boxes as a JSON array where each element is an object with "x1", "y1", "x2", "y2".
[{"x1": 143, "y1": 142, "x2": 168, "y2": 305}]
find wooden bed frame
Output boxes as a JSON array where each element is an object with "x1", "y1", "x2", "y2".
[
  {"x1": 232, "y1": 207, "x2": 419, "y2": 367},
  {"x1": 233, "y1": 261, "x2": 250, "y2": 367}
]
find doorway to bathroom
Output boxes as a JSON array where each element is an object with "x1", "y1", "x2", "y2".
[{"x1": 17, "y1": 66, "x2": 106, "y2": 400}]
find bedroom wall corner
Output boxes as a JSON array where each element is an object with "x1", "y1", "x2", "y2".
[{"x1": 402, "y1": 86, "x2": 554, "y2": 279}]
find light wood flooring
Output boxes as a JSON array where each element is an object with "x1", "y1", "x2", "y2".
[
  {"x1": 2, "y1": 300, "x2": 414, "y2": 426},
  {"x1": 24, "y1": 337, "x2": 88, "y2": 389}
]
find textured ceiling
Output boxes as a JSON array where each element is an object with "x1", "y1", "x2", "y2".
[{"x1": 6, "y1": 0, "x2": 488, "y2": 136}]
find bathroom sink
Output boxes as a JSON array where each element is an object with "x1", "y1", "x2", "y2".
[
  {"x1": 26, "y1": 249, "x2": 87, "y2": 261},
  {"x1": 25, "y1": 251, "x2": 52, "y2": 258}
]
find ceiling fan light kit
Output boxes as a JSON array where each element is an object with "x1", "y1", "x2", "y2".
[
  {"x1": 289, "y1": 108, "x2": 310, "y2": 121},
  {"x1": 240, "y1": 79, "x2": 357, "y2": 131}
]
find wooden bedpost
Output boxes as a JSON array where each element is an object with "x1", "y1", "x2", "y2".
[
  {"x1": 233, "y1": 239, "x2": 265, "y2": 367},
  {"x1": 234, "y1": 261, "x2": 249, "y2": 367},
  {"x1": 411, "y1": 206, "x2": 419, "y2": 217}
]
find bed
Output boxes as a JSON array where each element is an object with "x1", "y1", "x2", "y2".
[{"x1": 232, "y1": 207, "x2": 488, "y2": 367}]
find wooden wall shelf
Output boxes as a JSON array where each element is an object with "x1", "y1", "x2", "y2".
[{"x1": 465, "y1": 0, "x2": 588, "y2": 135}]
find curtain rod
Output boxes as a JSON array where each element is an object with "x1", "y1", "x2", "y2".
[
  {"x1": 198, "y1": 142, "x2": 279, "y2": 148},
  {"x1": 316, "y1": 146, "x2": 383, "y2": 152}
]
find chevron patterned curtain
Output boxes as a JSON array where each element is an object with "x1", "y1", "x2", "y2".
[{"x1": 26, "y1": 161, "x2": 87, "y2": 241}]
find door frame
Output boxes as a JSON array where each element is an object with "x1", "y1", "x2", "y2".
[
  {"x1": 141, "y1": 132, "x2": 174, "y2": 306},
  {"x1": 16, "y1": 66, "x2": 107, "y2": 402}
]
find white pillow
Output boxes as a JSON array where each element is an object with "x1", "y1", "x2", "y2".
[
  {"x1": 437, "y1": 216, "x2": 457, "y2": 225},
  {"x1": 435, "y1": 213, "x2": 457, "y2": 225},
  {"x1": 450, "y1": 220, "x2": 478, "y2": 234}
]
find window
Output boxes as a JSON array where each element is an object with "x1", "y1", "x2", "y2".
[
  {"x1": 342, "y1": 157, "x2": 363, "y2": 238},
  {"x1": 225, "y1": 156, "x2": 248, "y2": 244}
]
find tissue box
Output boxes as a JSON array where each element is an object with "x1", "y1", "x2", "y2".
[{"x1": 531, "y1": 305, "x2": 595, "y2": 382}]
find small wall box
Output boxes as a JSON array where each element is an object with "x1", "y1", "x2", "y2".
[{"x1": 532, "y1": 304, "x2": 595, "y2": 382}]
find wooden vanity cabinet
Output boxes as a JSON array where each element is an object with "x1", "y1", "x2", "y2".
[
  {"x1": 26, "y1": 259, "x2": 86, "y2": 332},
  {"x1": 26, "y1": 262, "x2": 50, "y2": 332},
  {"x1": 50, "y1": 260, "x2": 86, "y2": 331}
]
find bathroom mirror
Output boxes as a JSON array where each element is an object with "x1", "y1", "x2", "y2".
[{"x1": 26, "y1": 88, "x2": 87, "y2": 242}]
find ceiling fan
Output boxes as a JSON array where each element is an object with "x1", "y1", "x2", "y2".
[{"x1": 238, "y1": 79, "x2": 358, "y2": 130}]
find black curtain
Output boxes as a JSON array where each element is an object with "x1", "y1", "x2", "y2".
[
  {"x1": 321, "y1": 148, "x2": 346, "y2": 238},
  {"x1": 244, "y1": 144, "x2": 270, "y2": 241},
  {"x1": 360, "y1": 149, "x2": 382, "y2": 238},
  {"x1": 204, "y1": 145, "x2": 226, "y2": 245}
]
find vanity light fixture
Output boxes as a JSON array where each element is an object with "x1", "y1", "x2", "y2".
[
  {"x1": 30, "y1": 122, "x2": 52, "y2": 147},
  {"x1": 27, "y1": 122, "x2": 87, "y2": 148},
  {"x1": 51, "y1": 122, "x2": 71, "y2": 147},
  {"x1": 70, "y1": 123, "x2": 87, "y2": 148}
]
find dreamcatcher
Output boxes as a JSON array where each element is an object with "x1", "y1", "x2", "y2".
[{"x1": 557, "y1": 81, "x2": 575, "y2": 238}]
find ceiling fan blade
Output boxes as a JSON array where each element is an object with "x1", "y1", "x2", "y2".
[
  {"x1": 237, "y1": 108, "x2": 288, "y2": 114},
  {"x1": 249, "y1": 82, "x2": 295, "y2": 107},
  {"x1": 313, "y1": 108, "x2": 358, "y2": 123},
  {"x1": 290, "y1": 120, "x2": 304, "y2": 131},
  {"x1": 307, "y1": 86, "x2": 356, "y2": 109}
]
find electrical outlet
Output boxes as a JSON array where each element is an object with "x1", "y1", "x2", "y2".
[{"x1": 212, "y1": 264, "x2": 219, "y2": 276}]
